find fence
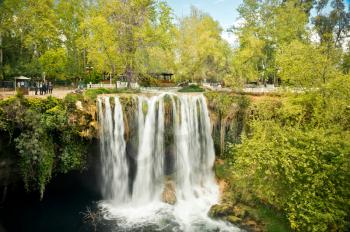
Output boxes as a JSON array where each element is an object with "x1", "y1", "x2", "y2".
[
  {"x1": 87, "y1": 83, "x2": 115, "y2": 89},
  {"x1": 243, "y1": 84, "x2": 277, "y2": 93},
  {"x1": 0, "y1": 81, "x2": 15, "y2": 91},
  {"x1": 116, "y1": 81, "x2": 139, "y2": 89},
  {"x1": 140, "y1": 87, "x2": 180, "y2": 93},
  {"x1": 86, "y1": 82, "x2": 140, "y2": 89}
]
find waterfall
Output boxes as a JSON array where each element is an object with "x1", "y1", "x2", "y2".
[
  {"x1": 97, "y1": 93, "x2": 238, "y2": 231},
  {"x1": 98, "y1": 96, "x2": 129, "y2": 203},
  {"x1": 132, "y1": 95, "x2": 165, "y2": 204},
  {"x1": 173, "y1": 95, "x2": 216, "y2": 201}
]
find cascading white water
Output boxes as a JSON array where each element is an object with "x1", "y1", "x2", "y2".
[
  {"x1": 132, "y1": 95, "x2": 165, "y2": 204},
  {"x1": 173, "y1": 95, "x2": 217, "y2": 201},
  {"x1": 98, "y1": 96, "x2": 129, "y2": 203},
  {"x1": 98, "y1": 93, "x2": 240, "y2": 232}
]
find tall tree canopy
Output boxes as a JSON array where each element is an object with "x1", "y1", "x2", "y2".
[
  {"x1": 176, "y1": 7, "x2": 232, "y2": 83},
  {"x1": 230, "y1": 0, "x2": 349, "y2": 87}
]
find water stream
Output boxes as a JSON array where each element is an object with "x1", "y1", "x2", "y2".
[{"x1": 97, "y1": 93, "x2": 240, "y2": 232}]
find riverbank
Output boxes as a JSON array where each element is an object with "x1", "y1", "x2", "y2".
[{"x1": 210, "y1": 160, "x2": 291, "y2": 232}]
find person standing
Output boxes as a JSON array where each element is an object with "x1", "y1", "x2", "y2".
[
  {"x1": 44, "y1": 82, "x2": 48, "y2": 95},
  {"x1": 48, "y1": 82, "x2": 53, "y2": 94},
  {"x1": 35, "y1": 82, "x2": 38, "y2": 95},
  {"x1": 39, "y1": 82, "x2": 43, "y2": 95}
]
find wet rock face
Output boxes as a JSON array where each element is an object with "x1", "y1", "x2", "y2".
[
  {"x1": 161, "y1": 180, "x2": 176, "y2": 205},
  {"x1": 208, "y1": 204, "x2": 234, "y2": 218},
  {"x1": 75, "y1": 101, "x2": 83, "y2": 110},
  {"x1": 208, "y1": 203, "x2": 265, "y2": 232},
  {"x1": 226, "y1": 215, "x2": 242, "y2": 224},
  {"x1": 0, "y1": 158, "x2": 18, "y2": 189}
]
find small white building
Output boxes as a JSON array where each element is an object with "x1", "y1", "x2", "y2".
[{"x1": 14, "y1": 76, "x2": 31, "y2": 95}]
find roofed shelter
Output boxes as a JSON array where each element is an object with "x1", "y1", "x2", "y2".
[
  {"x1": 14, "y1": 76, "x2": 31, "y2": 95},
  {"x1": 152, "y1": 72, "x2": 174, "y2": 81}
]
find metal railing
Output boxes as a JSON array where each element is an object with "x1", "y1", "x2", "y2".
[{"x1": 0, "y1": 81, "x2": 15, "y2": 91}]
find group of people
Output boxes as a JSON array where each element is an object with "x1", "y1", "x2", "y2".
[{"x1": 34, "y1": 81, "x2": 53, "y2": 95}]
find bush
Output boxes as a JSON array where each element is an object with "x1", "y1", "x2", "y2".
[
  {"x1": 15, "y1": 130, "x2": 55, "y2": 199},
  {"x1": 64, "y1": 93, "x2": 85, "y2": 111},
  {"x1": 230, "y1": 125, "x2": 350, "y2": 231},
  {"x1": 115, "y1": 88, "x2": 140, "y2": 94},
  {"x1": 138, "y1": 74, "x2": 159, "y2": 87},
  {"x1": 178, "y1": 84, "x2": 205, "y2": 92},
  {"x1": 225, "y1": 85, "x2": 350, "y2": 231},
  {"x1": 84, "y1": 88, "x2": 115, "y2": 100},
  {"x1": 84, "y1": 88, "x2": 140, "y2": 100},
  {"x1": 0, "y1": 95, "x2": 92, "y2": 198}
]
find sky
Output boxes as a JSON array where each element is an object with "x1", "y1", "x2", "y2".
[
  {"x1": 167, "y1": 0, "x2": 350, "y2": 45},
  {"x1": 167, "y1": 0, "x2": 243, "y2": 45}
]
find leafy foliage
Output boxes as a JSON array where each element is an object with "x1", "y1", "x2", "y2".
[
  {"x1": 176, "y1": 7, "x2": 232, "y2": 83},
  {"x1": 0, "y1": 95, "x2": 95, "y2": 198},
  {"x1": 178, "y1": 84, "x2": 204, "y2": 92},
  {"x1": 15, "y1": 129, "x2": 54, "y2": 199},
  {"x1": 277, "y1": 41, "x2": 341, "y2": 87},
  {"x1": 224, "y1": 79, "x2": 350, "y2": 231},
  {"x1": 229, "y1": 0, "x2": 349, "y2": 87}
]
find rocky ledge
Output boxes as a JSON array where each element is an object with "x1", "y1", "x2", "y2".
[{"x1": 209, "y1": 202, "x2": 265, "y2": 232}]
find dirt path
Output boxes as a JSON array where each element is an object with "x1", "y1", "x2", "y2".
[{"x1": 0, "y1": 89, "x2": 74, "y2": 99}]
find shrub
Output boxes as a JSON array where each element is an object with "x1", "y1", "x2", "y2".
[
  {"x1": 230, "y1": 125, "x2": 350, "y2": 231},
  {"x1": 178, "y1": 84, "x2": 205, "y2": 92},
  {"x1": 84, "y1": 88, "x2": 115, "y2": 100},
  {"x1": 0, "y1": 95, "x2": 92, "y2": 198}
]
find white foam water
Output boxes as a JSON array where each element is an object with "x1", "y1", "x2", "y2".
[
  {"x1": 97, "y1": 93, "x2": 241, "y2": 232},
  {"x1": 98, "y1": 96, "x2": 129, "y2": 204}
]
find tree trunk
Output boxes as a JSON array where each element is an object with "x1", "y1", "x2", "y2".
[
  {"x1": 0, "y1": 32, "x2": 3, "y2": 80},
  {"x1": 83, "y1": 48, "x2": 87, "y2": 72},
  {"x1": 126, "y1": 64, "x2": 132, "y2": 88},
  {"x1": 111, "y1": 64, "x2": 115, "y2": 85}
]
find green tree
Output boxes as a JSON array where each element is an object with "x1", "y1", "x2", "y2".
[
  {"x1": 0, "y1": 0, "x2": 60, "y2": 78},
  {"x1": 136, "y1": 1, "x2": 177, "y2": 75},
  {"x1": 313, "y1": 0, "x2": 350, "y2": 48},
  {"x1": 39, "y1": 48, "x2": 68, "y2": 80},
  {"x1": 176, "y1": 7, "x2": 232, "y2": 83},
  {"x1": 108, "y1": 0, "x2": 158, "y2": 86},
  {"x1": 10, "y1": 0, "x2": 60, "y2": 57},
  {"x1": 276, "y1": 40, "x2": 340, "y2": 86},
  {"x1": 231, "y1": 0, "x2": 308, "y2": 86},
  {"x1": 342, "y1": 46, "x2": 350, "y2": 74},
  {"x1": 55, "y1": 0, "x2": 89, "y2": 80},
  {"x1": 79, "y1": 0, "x2": 162, "y2": 86},
  {"x1": 79, "y1": 14, "x2": 121, "y2": 79}
]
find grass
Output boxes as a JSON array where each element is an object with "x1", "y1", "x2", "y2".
[
  {"x1": 83, "y1": 88, "x2": 140, "y2": 100},
  {"x1": 114, "y1": 88, "x2": 141, "y2": 94},
  {"x1": 256, "y1": 204, "x2": 291, "y2": 232},
  {"x1": 84, "y1": 88, "x2": 117, "y2": 100},
  {"x1": 178, "y1": 84, "x2": 205, "y2": 92}
]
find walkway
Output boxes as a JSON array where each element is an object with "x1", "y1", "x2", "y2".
[{"x1": 0, "y1": 89, "x2": 73, "y2": 99}]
